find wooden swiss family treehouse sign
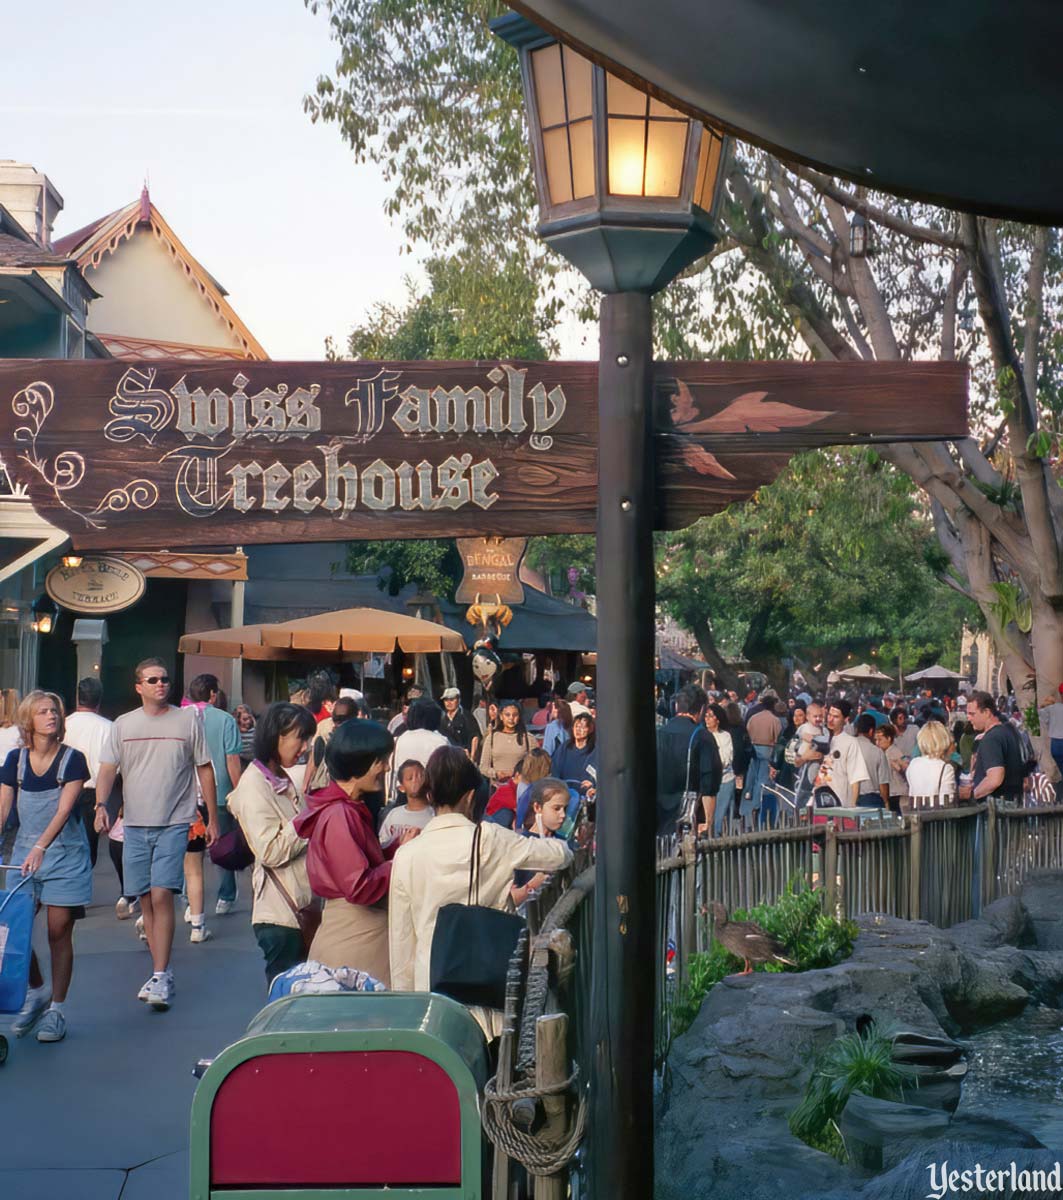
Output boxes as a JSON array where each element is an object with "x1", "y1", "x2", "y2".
[{"x1": 0, "y1": 358, "x2": 967, "y2": 550}]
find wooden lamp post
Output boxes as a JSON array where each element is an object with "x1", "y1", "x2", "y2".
[{"x1": 494, "y1": 14, "x2": 732, "y2": 1198}]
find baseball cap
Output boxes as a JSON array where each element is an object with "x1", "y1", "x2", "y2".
[
  {"x1": 566, "y1": 682, "x2": 586, "y2": 696},
  {"x1": 441, "y1": 687, "x2": 461, "y2": 700},
  {"x1": 569, "y1": 702, "x2": 592, "y2": 717}
]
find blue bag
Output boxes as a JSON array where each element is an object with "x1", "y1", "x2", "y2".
[{"x1": 0, "y1": 872, "x2": 35, "y2": 1014}]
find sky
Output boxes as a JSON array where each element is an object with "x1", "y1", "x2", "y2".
[{"x1": 0, "y1": 0, "x2": 533, "y2": 360}]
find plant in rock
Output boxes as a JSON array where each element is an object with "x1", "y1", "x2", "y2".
[
  {"x1": 669, "y1": 881, "x2": 857, "y2": 1038},
  {"x1": 743, "y1": 881, "x2": 859, "y2": 974},
  {"x1": 788, "y1": 1021, "x2": 917, "y2": 1162}
]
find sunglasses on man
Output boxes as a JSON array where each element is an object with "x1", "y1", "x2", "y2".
[{"x1": 141, "y1": 675, "x2": 170, "y2": 685}]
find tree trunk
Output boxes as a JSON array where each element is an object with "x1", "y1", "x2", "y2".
[{"x1": 692, "y1": 621, "x2": 741, "y2": 691}]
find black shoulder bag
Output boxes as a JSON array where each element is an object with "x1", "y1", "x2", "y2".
[{"x1": 429, "y1": 822, "x2": 525, "y2": 1010}]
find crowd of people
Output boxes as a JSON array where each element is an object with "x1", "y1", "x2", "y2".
[
  {"x1": 2, "y1": 659, "x2": 1059, "y2": 1048},
  {"x1": 0, "y1": 666, "x2": 592, "y2": 1046},
  {"x1": 655, "y1": 681, "x2": 1063, "y2": 837}
]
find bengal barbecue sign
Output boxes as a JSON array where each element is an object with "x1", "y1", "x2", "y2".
[{"x1": 0, "y1": 359, "x2": 967, "y2": 550}]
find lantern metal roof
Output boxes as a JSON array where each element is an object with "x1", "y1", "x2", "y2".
[{"x1": 508, "y1": 0, "x2": 1063, "y2": 225}]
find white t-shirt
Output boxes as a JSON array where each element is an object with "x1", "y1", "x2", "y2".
[
  {"x1": 0, "y1": 725, "x2": 22, "y2": 763},
  {"x1": 817, "y1": 732, "x2": 871, "y2": 804},
  {"x1": 64, "y1": 710, "x2": 114, "y2": 788},
  {"x1": 393, "y1": 728, "x2": 450, "y2": 770},
  {"x1": 906, "y1": 756, "x2": 956, "y2": 800},
  {"x1": 378, "y1": 804, "x2": 434, "y2": 849},
  {"x1": 711, "y1": 729, "x2": 734, "y2": 783}
]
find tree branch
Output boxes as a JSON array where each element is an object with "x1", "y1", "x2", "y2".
[
  {"x1": 824, "y1": 196, "x2": 899, "y2": 360},
  {"x1": 790, "y1": 165, "x2": 964, "y2": 249},
  {"x1": 964, "y1": 213, "x2": 1062, "y2": 599}
]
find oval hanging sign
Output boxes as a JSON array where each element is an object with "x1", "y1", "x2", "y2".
[{"x1": 46, "y1": 556, "x2": 147, "y2": 615}]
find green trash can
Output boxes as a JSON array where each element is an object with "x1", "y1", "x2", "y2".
[{"x1": 190, "y1": 991, "x2": 489, "y2": 1200}]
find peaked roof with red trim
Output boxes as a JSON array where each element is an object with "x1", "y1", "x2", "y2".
[{"x1": 52, "y1": 186, "x2": 267, "y2": 360}]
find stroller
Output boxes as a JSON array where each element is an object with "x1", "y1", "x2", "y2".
[{"x1": 0, "y1": 864, "x2": 36, "y2": 1065}]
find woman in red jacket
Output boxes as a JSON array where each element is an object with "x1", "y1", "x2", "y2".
[{"x1": 293, "y1": 721, "x2": 417, "y2": 983}]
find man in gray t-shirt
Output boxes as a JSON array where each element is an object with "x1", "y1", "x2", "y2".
[{"x1": 95, "y1": 658, "x2": 216, "y2": 1012}]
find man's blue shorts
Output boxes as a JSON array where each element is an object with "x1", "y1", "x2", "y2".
[{"x1": 122, "y1": 824, "x2": 187, "y2": 896}]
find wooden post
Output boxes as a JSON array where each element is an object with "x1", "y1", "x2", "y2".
[
  {"x1": 230, "y1": 548, "x2": 245, "y2": 706},
  {"x1": 908, "y1": 813, "x2": 922, "y2": 920},
  {"x1": 680, "y1": 832, "x2": 697, "y2": 988},
  {"x1": 824, "y1": 821, "x2": 839, "y2": 918},
  {"x1": 589, "y1": 292, "x2": 656, "y2": 1200},
  {"x1": 983, "y1": 799, "x2": 997, "y2": 905},
  {"x1": 491, "y1": 945, "x2": 525, "y2": 1200},
  {"x1": 534, "y1": 1013, "x2": 570, "y2": 1200}
]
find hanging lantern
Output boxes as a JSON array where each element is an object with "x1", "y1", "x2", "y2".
[
  {"x1": 850, "y1": 209, "x2": 870, "y2": 258},
  {"x1": 958, "y1": 287, "x2": 975, "y2": 332},
  {"x1": 31, "y1": 593, "x2": 58, "y2": 635}
]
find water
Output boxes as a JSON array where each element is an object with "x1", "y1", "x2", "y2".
[{"x1": 955, "y1": 1007, "x2": 1063, "y2": 1151}]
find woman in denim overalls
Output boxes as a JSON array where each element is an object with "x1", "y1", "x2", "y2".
[{"x1": 0, "y1": 690, "x2": 91, "y2": 1043}]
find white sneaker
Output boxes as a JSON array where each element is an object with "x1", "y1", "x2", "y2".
[
  {"x1": 214, "y1": 898, "x2": 236, "y2": 916},
  {"x1": 12, "y1": 985, "x2": 50, "y2": 1037},
  {"x1": 135, "y1": 915, "x2": 147, "y2": 941},
  {"x1": 190, "y1": 925, "x2": 213, "y2": 943},
  {"x1": 36, "y1": 1008, "x2": 66, "y2": 1043},
  {"x1": 116, "y1": 896, "x2": 140, "y2": 921},
  {"x1": 138, "y1": 971, "x2": 176, "y2": 1003},
  {"x1": 183, "y1": 905, "x2": 193, "y2": 924},
  {"x1": 145, "y1": 972, "x2": 174, "y2": 1011}
]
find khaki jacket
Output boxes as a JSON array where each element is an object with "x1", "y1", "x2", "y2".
[
  {"x1": 227, "y1": 762, "x2": 311, "y2": 930},
  {"x1": 388, "y1": 813, "x2": 572, "y2": 1034}
]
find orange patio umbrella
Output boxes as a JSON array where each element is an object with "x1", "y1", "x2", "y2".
[{"x1": 179, "y1": 607, "x2": 465, "y2": 660}]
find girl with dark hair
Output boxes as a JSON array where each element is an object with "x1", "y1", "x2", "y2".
[
  {"x1": 725, "y1": 700, "x2": 753, "y2": 803},
  {"x1": 293, "y1": 720, "x2": 410, "y2": 983},
  {"x1": 479, "y1": 700, "x2": 531, "y2": 784},
  {"x1": 227, "y1": 702, "x2": 317, "y2": 985},
  {"x1": 541, "y1": 699, "x2": 573, "y2": 759},
  {"x1": 388, "y1": 746, "x2": 572, "y2": 1037},
  {"x1": 703, "y1": 703, "x2": 735, "y2": 836},
  {"x1": 550, "y1": 712, "x2": 598, "y2": 789}
]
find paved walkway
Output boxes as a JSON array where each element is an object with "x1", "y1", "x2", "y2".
[{"x1": 0, "y1": 853, "x2": 268, "y2": 1200}]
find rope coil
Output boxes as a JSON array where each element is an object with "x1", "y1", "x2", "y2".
[{"x1": 482, "y1": 1067, "x2": 588, "y2": 1176}]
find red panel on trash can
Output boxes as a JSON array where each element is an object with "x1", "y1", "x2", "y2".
[{"x1": 210, "y1": 1051, "x2": 462, "y2": 1186}]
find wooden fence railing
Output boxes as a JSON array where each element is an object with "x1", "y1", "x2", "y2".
[{"x1": 655, "y1": 800, "x2": 1063, "y2": 1065}]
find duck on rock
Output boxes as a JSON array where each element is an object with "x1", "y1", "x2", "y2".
[{"x1": 709, "y1": 901, "x2": 797, "y2": 975}]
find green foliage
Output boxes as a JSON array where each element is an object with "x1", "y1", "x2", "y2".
[
  {"x1": 304, "y1": 0, "x2": 533, "y2": 259},
  {"x1": 986, "y1": 580, "x2": 1033, "y2": 634},
  {"x1": 656, "y1": 449, "x2": 977, "y2": 683},
  {"x1": 668, "y1": 942, "x2": 737, "y2": 1037},
  {"x1": 346, "y1": 538, "x2": 462, "y2": 598},
  {"x1": 788, "y1": 1021, "x2": 917, "y2": 1162},
  {"x1": 669, "y1": 882, "x2": 857, "y2": 1039},
  {"x1": 339, "y1": 248, "x2": 556, "y2": 598},
  {"x1": 1024, "y1": 703, "x2": 1041, "y2": 737},
  {"x1": 743, "y1": 884, "x2": 860, "y2": 975},
  {"x1": 525, "y1": 534, "x2": 597, "y2": 594},
  {"x1": 345, "y1": 252, "x2": 555, "y2": 362},
  {"x1": 971, "y1": 476, "x2": 1022, "y2": 512}
]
